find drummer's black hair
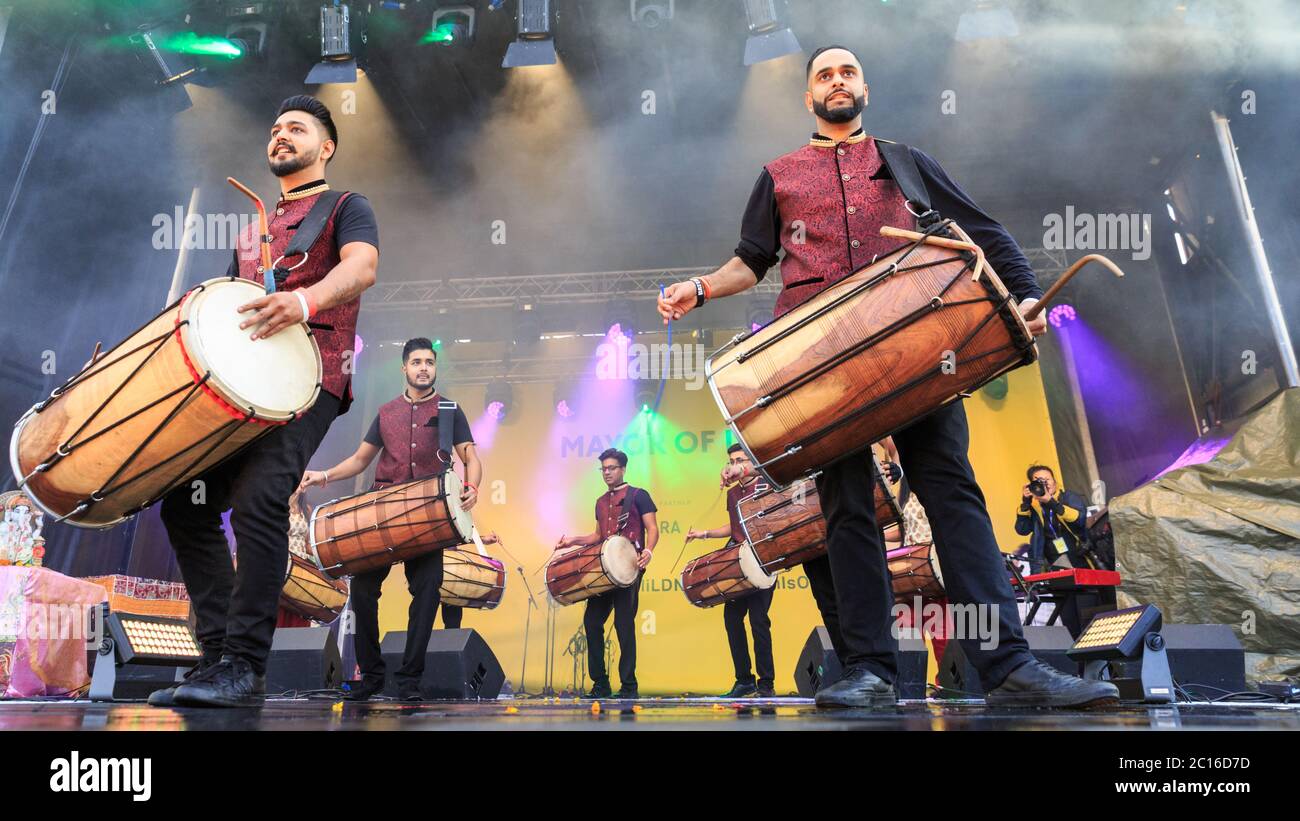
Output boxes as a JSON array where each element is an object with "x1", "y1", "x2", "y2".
[
  {"x1": 598, "y1": 448, "x2": 628, "y2": 468},
  {"x1": 403, "y1": 337, "x2": 437, "y2": 362},
  {"x1": 806, "y1": 45, "x2": 860, "y2": 80},
  {"x1": 277, "y1": 95, "x2": 339, "y2": 160},
  {"x1": 727, "y1": 443, "x2": 745, "y2": 455}
]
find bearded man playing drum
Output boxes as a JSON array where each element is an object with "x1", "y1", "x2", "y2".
[
  {"x1": 658, "y1": 47, "x2": 1117, "y2": 710},
  {"x1": 150, "y1": 96, "x2": 379, "y2": 708},
  {"x1": 685, "y1": 443, "x2": 777, "y2": 698},
  {"x1": 554, "y1": 448, "x2": 658, "y2": 699},
  {"x1": 299, "y1": 337, "x2": 481, "y2": 701}
]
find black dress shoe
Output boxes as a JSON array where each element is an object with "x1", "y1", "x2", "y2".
[
  {"x1": 344, "y1": 678, "x2": 386, "y2": 702},
  {"x1": 718, "y1": 680, "x2": 758, "y2": 698},
  {"x1": 582, "y1": 681, "x2": 613, "y2": 699},
  {"x1": 985, "y1": 660, "x2": 1120, "y2": 708},
  {"x1": 172, "y1": 656, "x2": 266, "y2": 708},
  {"x1": 814, "y1": 665, "x2": 897, "y2": 709},
  {"x1": 616, "y1": 688, "x2": 640, "y2": 700},
  {"x1": 755, "y1": 682, "x2": 777, "y2": 698},
  {"x1": 396, "y1": 685, "x2": 424, "y2": 702},
  {"x1": 147, "y1": 656, "x2": 221, "y2": 707}
]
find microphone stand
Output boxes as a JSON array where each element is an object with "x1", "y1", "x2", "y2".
[{"x1": 515, "y1": 566, "x2": 539, "y2": 697}]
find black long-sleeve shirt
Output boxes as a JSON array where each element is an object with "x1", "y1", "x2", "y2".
[{"x1": 735, "y1": 131, "x2": 1044, "y2": 303}]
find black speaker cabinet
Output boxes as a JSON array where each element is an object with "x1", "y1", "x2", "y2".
[
  {"x1": 793, "y1": 626, "x2": 928, "y2": 698},
  {"x1": 267, "y1": 626, "x2": 342, "y2": 695},
  {"x1": 381, "y1": 628, "x2": 505, "y2": 700}
]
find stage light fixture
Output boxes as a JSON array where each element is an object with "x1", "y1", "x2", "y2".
[
  {"x1": 1067, "y1": 604, "x2": 1174, "y2": 703},
  {"x1": 954, "y1": 1, "x2": 1019, "y2": 42},
  {"x1": 745, "y1": 295, "x2": 775, "y2": 334},
  {"x1": 88, "y1": 604, "x2": 203, "y2": 702},
  {"x1": 513, "y1": 301, "x2": 542, "y2": 348},
  {"x1": 553, "y1": 381, "x2": 578, "y2": 419},
  {"x1": 225, "y1": 2, "x2": 269, "y2": 59},
  {"x1": 129, "y1": 28, "x2": 197, "y2": 112},
  {"x1": 306, "y1": 3, "x2": 358, "y2": 84},
  {"x1": 742, "y1": 0, "x2": 801, "y2": 66},
  {"x1": 503, "y1": 0, "x2": 556, "y2": 67},
  {"x1": 1047, "y1": 304, "x2": 1077, "y2": 328},
  {"x1": 426, "y1": 5, "x2": 476, "y2": 46},
  {"x1": 631, "y1": 0, "x2": 674, "y2": 30},
  {"x1": 485, "y1": 379, "x2": 514, "y2": 421}
]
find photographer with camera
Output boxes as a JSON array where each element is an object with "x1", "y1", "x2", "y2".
[{"x1": 1014, "y1": 465, "x2": 1089, "y2": 574}]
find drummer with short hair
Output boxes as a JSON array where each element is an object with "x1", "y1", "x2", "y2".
[
  {"x1": 299, "y1": 336, "x2": 481, "y2": 701},
  {"x1": 660, "y1": 46, "x2": 1118, "y2": 710},
  {"x1": 553, "y1": 448, "x2": 658, "y2": 700},
  {"x1": 685, "y1": 443, "x2": 776, "y2": 698}
]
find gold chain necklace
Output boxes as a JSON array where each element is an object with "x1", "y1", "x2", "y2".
[{"x1": 280, "y1": 182, "x2": 330, "y2": 202}]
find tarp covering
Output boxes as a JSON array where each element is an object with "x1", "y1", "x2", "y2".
[{"x1": 1111, "y1": 388, "x2": 1300, "y2": 682}]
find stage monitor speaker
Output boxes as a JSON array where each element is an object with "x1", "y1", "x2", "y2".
[
  {"x1": 793, "y1": 626, "x2": 928, "y2": 698},
  {"x1": 381, "y1": 628, "x2": 504, "y2": 700},
  {"x1": 937, "y1": 639, "x2": 983, "y2": 698},
  {"x1": 267, "y1": 626, "x2": 342, "y2": 695},
  {"x1": 794, "y1": 627, "x2": 841, "y2": 698},
  {"x1": 1159, "y1": 624, "x2": 1246, "y2": 697},
  {"x1": 939, "y1": 626, "x2": 1082, "y2": 696}
]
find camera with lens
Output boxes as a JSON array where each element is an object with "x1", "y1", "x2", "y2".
[{"x1": 1029, "y1": 478, "x2": 1048, "y2": 497}]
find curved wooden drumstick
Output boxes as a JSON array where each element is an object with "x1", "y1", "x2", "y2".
[
  {"x1": 1021, "y1": 254, "x2": 1125, "y2": 321},
  {"x1": 227, "y1": 176, "x2": 273, "y2": 282}
]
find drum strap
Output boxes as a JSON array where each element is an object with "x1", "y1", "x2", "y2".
[
  {"x1": 271, "y1": 190, "x2": 349, "y2": 289},
  {"x1": 875, "y1": 140, "x2": 942, "y2": 230},
  {"x1": 436, "y1": 399, "x2": 458, "y2": 469}
]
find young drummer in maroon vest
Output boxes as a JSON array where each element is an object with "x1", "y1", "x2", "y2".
[
  {"x1": 554, "y1": 448, "x2": 658, "y2": 700},
  {"x1": 661, "y1": 47, "x2": 1117, "y2": 709},
  {"x1": 686, "y1": 444, "x2": 777, "y2": 698},
  {"x1": 300, "y1": 337, "x2": 481, "y2": 701},
  {"x1": 152, "y1": 96, "x2": 378, "y2": 708}
]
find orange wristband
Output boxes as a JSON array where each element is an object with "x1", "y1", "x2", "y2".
[{"x1": 700, "y1": 277, "x2": 713, "y2": 300}]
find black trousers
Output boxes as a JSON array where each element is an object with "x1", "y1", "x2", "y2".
[
  {"x1": 723, "y1": 587, "x2": 775, "y2": 686},
  {"x1": 350, "y1": 549, "x2": 445, "y2": 689},
  {"x1": 804, "y1": 401, "x2": 1033, "y2": 689},
  {"x1": 159, "y1": 393, "x2": 339, "y2": 675},
  {"x1": 439, "y1": 603, "x2": 463, "y2": 629},
  {"x1": 583, "y1": 571, "x2": 642, "y2": 689}
]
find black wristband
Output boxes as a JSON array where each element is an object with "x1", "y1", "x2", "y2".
[{"x1": 691, "y1": 277, "x2": 706, "y2": 308}]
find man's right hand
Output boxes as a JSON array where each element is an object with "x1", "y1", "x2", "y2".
[
  {"x1": 721, "y1": 463, "x2": 750, "y2": 487},
  {"x1": 685, "y1": 528, "x2": 706, "y2": 543},
  {"x1": 657, "y1": 281, "x2": 698, "y2": 324},
  {"x1": 299, "y1": 470, "x2": 328, "y2": 492},
  {"x1": 554, "y1": 535, "x2": 571, "y2": 551}
]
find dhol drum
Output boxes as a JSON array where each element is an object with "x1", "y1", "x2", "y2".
[
  {"x1": 706, "y1": 221, "x2": 1036, "y2": 487},
  {"x1": 886, "y1": 543, "x2": 945, "y2": 604},
  {"x1": 680, "y1": 541, "x2": 776, "y2": 608},
  {"x1": 10, "y1": 277, "x2": 322, "y2": 528},
  {"x1": 545, "y1": 536, "x2": 639, "y2": 606},
  {"x1": 309, "y1": 470, "x2": 474, "y2": 579},
  {"x1": 281, "y1": 553, "x2": 350, "y2": 623},
  {"x1": 741, "y1": 457, "x2": 904, "y2": 574},
  {"x1": 441, "y1": 548, "x2": 506, "y2": 609}
]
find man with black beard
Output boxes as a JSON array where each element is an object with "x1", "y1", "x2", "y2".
[
  {"x1": 151, "y1": 95, "x2": 378, "y2": 707},
  {"x1": 661, "y1": 46, "x2": 1118, "y2": 709},
  {"x1": 300, "y1": 338, "x2": 481, "y2": 701}
]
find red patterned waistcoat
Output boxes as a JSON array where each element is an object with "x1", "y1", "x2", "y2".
[{"x1": 767, "y1": 134, "x2": 915, "y2": 318}]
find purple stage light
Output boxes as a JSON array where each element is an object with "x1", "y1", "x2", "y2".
[
  {"x1": 486, "y1": 401, "x2": 505, "y2": 420},
  {"x1": 1048, "y1": 304, "x2": 1077, "y2": 328},
  {"x1": 556, "y1": 399, "x2": 574, "y2": 418}
]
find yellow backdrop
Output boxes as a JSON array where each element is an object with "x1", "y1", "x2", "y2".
[{"x1": 369, "y1": 346, "x2": 1060, "y2": 695}]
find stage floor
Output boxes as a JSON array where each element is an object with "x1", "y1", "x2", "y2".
[{"x1": 2, "y1": 697, "x2": 1298, "y2": 731}]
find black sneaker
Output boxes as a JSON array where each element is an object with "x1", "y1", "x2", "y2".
[
  {"x1": 718, "y1": 680, "x2": 758, "y2": 698},
  {"x1": 396, "y1": 684, "x2": 424, "y2": 702},
  {"x1": 755, "y1": 682, "x2": 777, "y2": 698},
  {"x1": 814, "y1": 665, "x2": 897, "y2": 709},
  {"x1": 985, "y1": 660, "x2": 1120, "y2": 708},
  {"x1": 582, "y1": 680, "x2": 613, "y2": 699},
  {"x1": 344, "y1": 678, "x2": 386, "y2": 702},
  {"x1": 147, "y1": 656, "x2": 221, "y2": 707},
  {"x1": 616, "y1": 687, "x2": 640, "y2": 700},
  {"x1": 172, "y1": 656, "x2": 266, "y2": 708}
]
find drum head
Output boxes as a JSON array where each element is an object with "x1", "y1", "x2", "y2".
[
  {"x1": 441, "y1": 470, "x2": 475, "y2": 542},
  {"x1": 930, "y1": 544, "x2": 944, "y2": 587},
  {"x1": 183, "y1": 278, "x2": 322, "y2": 419},
  {"x1": 601, "y1": 536, "x2": 640, "y2": 586},
  {"x1": 737, "y1": 542, "x2": 778, "y2": 589}
]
